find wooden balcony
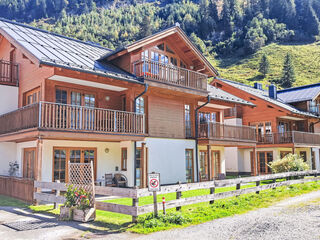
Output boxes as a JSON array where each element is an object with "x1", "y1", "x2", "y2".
[
  {"x1": 0, "y1": 60, "x2": 19, "y2": 86},
  {"x1": 198, "y1": 122, "x2": 257, "y2": 144},
  {"x1": 133, "y1": 59, "x2": 208, "y2": 91},
  {"x1": 309, "y1": 104, "x2": 320, "y2": 115},
  {"x1": 0, "y1": 102, "x2": 145, "y2": 136},
  {"x1": 224, "y1": 106, "x2": 243, "y2": 118},
  {"x1": 257, "y1": 131, "x2": 320, "y2": 146}
]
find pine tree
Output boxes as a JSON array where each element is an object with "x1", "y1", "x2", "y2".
[
  {"x1": 259, "y1": 54, "x2": 270, "y2": 77},
  {"x1": 279, "y1": 53, "x2": 296, "y2": 88},
  {"x1": 139, "y1": 15, "x2": 152, "y2": 39}
]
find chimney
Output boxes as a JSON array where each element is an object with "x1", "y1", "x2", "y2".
[
  {"x1": 254, "y1": 82, "x2": 263, "y2": 90},
  {"x1": 268, "y1": 84, "x2": 277, "y2": 99}
]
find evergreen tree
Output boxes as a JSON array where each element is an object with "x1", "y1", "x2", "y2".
[
  {"x1": 139, "y1": 15, "x2": 152, "y2": 39},
  {"x1": 279, "y1": 53, "x2": 296, "y2": 88},
  {"x1": 259, "y1": 54, "x2": 270, "y2": 77}
]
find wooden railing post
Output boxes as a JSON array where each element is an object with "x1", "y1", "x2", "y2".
[
  {"x1": 132, "y1": 186, "x2": 139, "y2": 223},
  {"x1": 209, "y1": 186, "x2": 215, "y2": 204},
  {"x1": 255, "y1": 181, "x2": 260, "y2": 194},
  {"x1": 176, "y1": 181, "x2": 182, "y2": 211},
  {"x1": 236, "y1": 182, "x2": 241, "y2": 197}
]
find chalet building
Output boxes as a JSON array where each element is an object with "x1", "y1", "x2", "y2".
[
  {"x1": 212, "y1": 79, "x2": 320, "y2": 176},
  {"x1": 0, "y1": 19, "x2": 255, "y2": 188}
]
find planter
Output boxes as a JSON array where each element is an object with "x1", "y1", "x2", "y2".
[
  {"x1": 60, "y1": 206, "x2": 73, "y2": 220},
  {"x1": 73, "y1": 208, "x2": 96, "y2": 222}
]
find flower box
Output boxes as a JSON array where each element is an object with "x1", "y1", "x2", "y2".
[
  {"x1": 60, "y1": 206, "x2": 73, "y2": 221},
  {"x1": 73, "y1": 208, "x2": 96, "y2": 222}
]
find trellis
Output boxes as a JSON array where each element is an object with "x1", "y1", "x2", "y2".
[{"x1": 68, "y1": 161, "x2": 95, "y2": 207}]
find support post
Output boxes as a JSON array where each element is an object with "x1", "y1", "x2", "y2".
[
  {"x1": 209, "y1": 186, "x2": 215, "y2": 204},
  {"x1": 272, "y1": 178, "x2": 276, "y2": 190},
  {"x1": 176, "y1": 192, "x2": 182, "y2": 211},
  {"x1": 236, "y1": 182, "x2": 241, "y2": 197},
  {"x1": 153, "y1": 191, "x2": 158, "y2": 217},
  {"x1": 253, "y1": 147, "x2": 257, "y2": 176},
  {"x1": 54, "y1": 180, "x2": 60, "y2": 209},
  {"x1": 132, "y1": 194, "x2": 139, "y2": 223},
  {"x1": 256, "y1": 181, "x2": 260, "y2": 194},
  {"x1": 207, "y1": 145, "x2": 211, "y2": 180}
]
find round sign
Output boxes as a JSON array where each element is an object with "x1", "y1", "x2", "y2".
[{"x1": 149, "y1": 178, "x2": 159, "y2": 188}]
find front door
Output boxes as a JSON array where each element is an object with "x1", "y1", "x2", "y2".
[
  {"x1": 199, "y1": 150, "x2": 208, "y2": 181},
  {"x1": 23, "y1": 148, "x2": 36, "y2": 179},
  {"x1": 211, "y1": 150, "x2": 220, "y2": 179},
  {"x1": 53, "y1": 147, "x2": 97, "y2": 182}
]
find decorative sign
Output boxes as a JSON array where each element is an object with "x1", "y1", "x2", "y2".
[{"x1": 148, "y1": 172, "x2": 160, "y2": 192}]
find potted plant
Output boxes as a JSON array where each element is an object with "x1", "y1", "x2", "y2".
[
  {"x1": 72, "y1": 188, "x2": 95, "y2": 222},
  {"x1": 60, "y1": 185, "x2": 76, "y2": 220}
]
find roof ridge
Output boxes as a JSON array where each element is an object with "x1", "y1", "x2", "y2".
[{"x1": 0, "y1": 17, "x2": 112, "y2": 51}]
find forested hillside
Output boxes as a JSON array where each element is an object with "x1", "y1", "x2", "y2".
[{"x1": 1, "y1": 0, "x2": 320, "y2": 86}]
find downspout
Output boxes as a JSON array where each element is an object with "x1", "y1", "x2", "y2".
[
  {"x1": 195, "y1": 95, "x2": 211, "y2": 182},
  {"x1": 133, "y1": 84, "x2": 149, "y2": 187}
]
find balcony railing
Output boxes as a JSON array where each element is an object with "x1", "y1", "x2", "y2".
[
  {"x1": 133, "y1": 59, "x2": 208, "y2": 91},
  {"x1": 0, "y1": 102, "x2": 145, "y2": 135},
  {"x1": 257, "y1": 131, "x2": 320, "y2": 146},
  {"x1": 0, "y1": 60, "x2": 19, "y2": 86},
  {"x1": 198, "y1": 122, "x2": 257, "y2": 142},
  {"x1": 224, "y1": 106, "x2": 243, "y2": 118},
  {"x1": 309, "y1": 104, "x2": 320, "y2": 115}
]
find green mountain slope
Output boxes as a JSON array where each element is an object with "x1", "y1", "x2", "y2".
[{"x1": 213, "y1": 42, "x2": 320, "y2": 88}]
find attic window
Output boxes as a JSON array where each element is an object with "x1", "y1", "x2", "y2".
[
  {"x1": 267, "y1": 105, "x2": 274, "y2": 108},
  {"x1": 166, "y1": 45, "x2": 175, "y2": 54},
  {"x1": 249, "y1": 97, "x2": 256, "y2": 101},
  {"x1": 216, "y1": 83, "x2": 222, "y2": 88},
  {"x1": 156, "y1": 43, "x2": 164, "y2": 51}
]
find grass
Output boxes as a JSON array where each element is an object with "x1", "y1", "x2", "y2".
[
  {"x1": 24, "y1": 180, "x2": 320, "y2": 234},
  {"x1": 211, "y1": 42, "x2": 320, "y2": 88},
  {"x1": 0, "y1": 194, "x2": 28, "y2": 208}
]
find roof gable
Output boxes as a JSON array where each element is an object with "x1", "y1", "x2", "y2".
[{"x1": 100, "y1": 25, "x2": 218, "y2": 77}]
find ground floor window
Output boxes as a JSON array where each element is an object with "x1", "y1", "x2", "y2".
[
  {"x1": 185, "y1": 149, "x2": 194, "y2": 183},
  {"x1": 199, "y1": 151, "x2": 208, "y2": 181},
  {"x1": 212, "y1": 150, "x2": 221, "y2": 178},
  {"x1": 299, "y1": 151, "x2": 307, "y2": 162},
  {"x1": 53, "y1": 147, "x2": 97, "y2": 182},
  {"x1": 257, "y1": 151, "x2": 273, "y2": 174},
  {"x1": 280, "y1": 151, "x2": 292, "y2": 159},
  {"x1": 23, "y1": 148, "x2": 36, "y2": 179}
]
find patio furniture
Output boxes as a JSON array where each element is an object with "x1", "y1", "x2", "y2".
[
  {"x1": 105, "y1": 173, "x2": 116, "y2": 187},
  {"x1": 114, "y1": 173, "x2": 128, "y2": 187}
]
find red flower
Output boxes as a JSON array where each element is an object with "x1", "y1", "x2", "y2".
[
  {"x1": 75, "y1": 192, "x2": 79, "y2": 197},
  {"x1": 80, "y1": 195, "x2": 86, "y2": 199}
]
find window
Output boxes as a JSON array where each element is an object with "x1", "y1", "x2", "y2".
[
  {"x1": 212, "y1": 151, "x2": 221, "y2": 178},
  {"x1": 299, "y1": 151, "x2": 307, "y2": 162},
  {"x1": 280, "y1": 151, "x2": 291, "y2": 159},
  {"x1": 136, "y1": 97, "x2": 145, "y2": 114},
  {"x1": 71, "y1": 91, "x2": 81, "y2": 106},
  {"x1": 278, "y1": 121, "x2": 291, "y2": 133},
  {"x1": 84, "y1": 94, "x2": 95, "y2": 107},
  {"x1": 23, "y1": 148, "x2": 36, "y2": 179},
  {"x1": 185, "y1": 104, "x2": 192, "y2": 138},
  {"x1": 121, "y1": 148, "x2": 128, "y2": 171},
  {"x1": 311, "y1": 151, "x2": 316, "y2": 170},
  {"x1": 55, "y1": 89, "x2": 67, "y2": 104},
  {"x1": 250, "y1": 122, "x2": 272, "y2": 136},
  {"x1": 53, "y1": 147, "x2": 97, "y2": 182},
  {"x1": 156, "y1": 43, "x2": 164, "y2": 51},
  {"x1": 56, "y1": 88, "x2": 95, "y2": 107},
  {"x1": 121, "y1": 96, "x2": 126, "y2": 111},
  {"x1": 199, "y1": 151, "x2": 208, "y2": 180},
  {"x1": 258, "y1": 152, "x2": 273, "y2": 174},
  {"x1": 24, "y1": 88, "x2": 40, "y2": 106},
  {"x1": 185, "y1": 149, "x2": 194, "y2": 183},
  {"x1": 135, "y1": 147, "x2": 142, "y2": 187}
]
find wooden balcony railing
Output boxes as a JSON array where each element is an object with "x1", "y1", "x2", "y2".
[
  {"x1": 309, "y1": 104, "x2": 320, "y2": 115},
  {"x1": 133, "y1": 59, "x2": 208, "y2": 91},
  {"x1": 0, "y1": 102, "x2": 145, "y2": 135},
  {"x1": 198, "y1": 122, "x2": 257, "y2": 142},
  {"x1": 0, "y1": 60, "x2": 19, "y2": 86},
  {"x1": 257, "y1": 131, "x2": 320, "y2": 146},
  {"x1": 224, "y1": 106, "x2": 243, "y2": 118}
]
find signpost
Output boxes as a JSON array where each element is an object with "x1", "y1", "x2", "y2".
[{"x1": 148, "y1": 172, "x2": 160, "y2": 217}]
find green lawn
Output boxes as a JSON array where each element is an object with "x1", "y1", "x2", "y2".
[
  {"x1": 24, "y1": 180, "x2": 320, "y2": 234},
  {"x1": 0, "y1": 195, "x2": 28, "y2": 208},
  {"x1": 211, "y1": 42, "x2": 320, "y2": 88}
]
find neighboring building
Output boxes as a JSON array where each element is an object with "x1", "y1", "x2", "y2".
[
  {"x1": 212, "y1": 79, "x2": 320, "y2": 175},
  {"x1": 0, "y1": 19, "x2": 254, "y2": 188}
]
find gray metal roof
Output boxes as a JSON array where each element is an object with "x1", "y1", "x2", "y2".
[
  {"x1": 218, "y1": 78, "x2": 320, "y2": 118},
  {"x1": 0, "y1": 18, "x2": 142, "y2": 84},
  {"x1": 208, "y1": 85, "x2": 255, "y2": 106},
  {"x1": 277, "y1": 83, "x2": 320, "y2": 103}
]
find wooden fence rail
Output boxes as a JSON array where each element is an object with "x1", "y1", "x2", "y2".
[
  {"x1": 34, "y1": 170, "x2": 319, "y2": 222},
  {"x1": 0, "y1": 176, "x2": 34, "y2": 203}
]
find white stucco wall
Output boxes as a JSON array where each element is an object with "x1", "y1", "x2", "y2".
[
  {"x1": 225, "y1": 147, "x2": 238, "y2": 173},
  {"x1": 138, "y1": 138, "x2": 196, "y2": 185},
  {"x1": 312, "y1": 147, "x2": 320, "y2": 170},
  {"x1": 0, "y1": 142, "x2": 17, "y2": 176},
  {"x1": 0, "y1": 85, "x2": 18, "y2": 115},
  {"x1": 224, "y1": 118, "x2": 243, "y2": 126}
]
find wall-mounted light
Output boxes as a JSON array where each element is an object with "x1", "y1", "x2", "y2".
[
  {"x1": 105, "y1": 148, "x2": 109, "y2": 153},
  {"x1": 105, "y1": 96, "x2": 110, "y2": 101}
]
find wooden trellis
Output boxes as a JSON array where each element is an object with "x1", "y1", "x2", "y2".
[{"x1": 68, "y1": 161, "x2": 95, "y2": 207}]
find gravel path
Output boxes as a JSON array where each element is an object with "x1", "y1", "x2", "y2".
[{"x1": 106, "y1": 190, "x2": 320, "y2": 240}]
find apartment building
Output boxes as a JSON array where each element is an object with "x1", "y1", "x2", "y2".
[
  {"x1": 0, "y1": 19, "x2": 255, "y2": 188},
  {"x1": 212, "y1": 79, "x2": 320, "y2": 175}
]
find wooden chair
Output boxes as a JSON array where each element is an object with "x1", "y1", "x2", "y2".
[
  {"x1": 114, "y1": 173, "x2": 128, "y2": 187},
  {"x1": 105, "y1": 173, "x2": 116, "y2": 187}
]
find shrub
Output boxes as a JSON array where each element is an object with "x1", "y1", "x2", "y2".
[
  {"x1": 269, "y1": 153, "x2": 309, "y2": 173},
  {"x1": 138, "y1": 212, "x2": 191, "y2": 228}
]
